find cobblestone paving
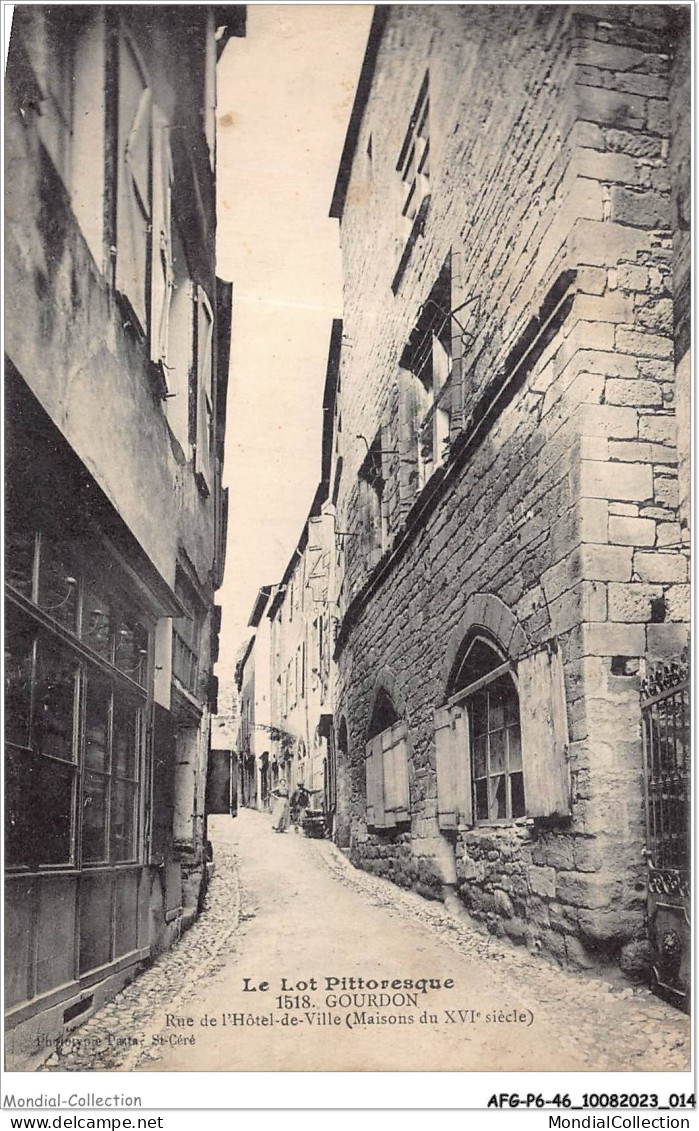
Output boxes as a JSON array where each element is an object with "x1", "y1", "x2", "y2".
[
  {"x1": 39, "y1": 831, "x2": 241, "y2": 1072},
  {"x1": 312, "y1": 840, "x2": 690, "y2": 1071},
  {"x1": 40, "y1": 811, "x2": 689, "y2": 1073}
]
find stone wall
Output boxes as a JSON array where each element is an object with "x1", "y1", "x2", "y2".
[{"x1": 331, "y1": 6, "x2": 689, "y2": 971}]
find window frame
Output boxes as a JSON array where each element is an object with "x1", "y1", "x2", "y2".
[
  {"x1": 448, "y1": 637, "x2": 525, "y2": 828},
  {"x1": 400, "y1": 259, "x2": 454, "y2": 494},
  {"x1": 5, "y1": 526, "x2": 152, "y2": 874},
  {"x1": 365, "y1": 718, "x2": 411, "y2": 830},
  {"x1": 114, "y1": 28, "x2": 153, "y2": 337},
  {"x1": 396, "y1": 72, "x2": 430, "y2": 246}
]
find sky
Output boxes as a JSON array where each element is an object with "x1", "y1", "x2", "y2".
[{"x1": 214, "y1": 3, "x2": 373, "y2": 666}]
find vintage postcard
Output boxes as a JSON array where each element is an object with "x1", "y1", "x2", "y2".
[{"x1": 3, "y1": 0, "x2": 693, "y2": 1096}]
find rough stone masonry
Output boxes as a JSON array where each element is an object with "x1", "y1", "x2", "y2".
[{"x1": 329, "y1": 6, "x2": 690, "y2": 975}]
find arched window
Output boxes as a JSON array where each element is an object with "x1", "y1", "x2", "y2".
[
  {"x1": 452, "y1": 637, "x2": 524, "y2": 822},
  {"x1": 435, "y1": 633, "x2": 572, "y2": 829},
  {"x1": 365, "y1": 689, "x2": 410, "y2": 829},
  {"x1": 368, "y1": 688, "x2": 400, "y2": 739}
]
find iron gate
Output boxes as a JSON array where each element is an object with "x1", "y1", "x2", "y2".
[{"x1": 641, "y1": 652, "x2": 690, "y2": 1012}]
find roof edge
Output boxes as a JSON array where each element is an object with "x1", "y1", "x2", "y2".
[{"x1": 329, "y1": 7, "x2": 388, "y2": 220}]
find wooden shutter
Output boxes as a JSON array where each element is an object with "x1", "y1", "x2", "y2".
[
  {"x1": 125, "y1": 88, "x2": 152, "y2": 209},
  {"x1": 381, "y1": 725, "x2": 396, "y2": 829},
  {"x1": 435, "y1": 705, "x2": 473, "y2": 829},
  {"x1": 116, "y1": 42, "x2": 152, "y2": 331},
  {"x1": 150, "y1": 107, "x2": 173, "y2": 366},
  {"x1": 382, "y1": 720, "x2": 410, "y2": 826},
  {"x1": 365, "y1": 735, "x2": 384, "y2": 828},
  {"x1": 434, "y1": 705, "x2": 457, "y2": 829},
  {"x1": 518, "y1": 643, "x2": 571, "y2": 819},
  {"x1": 451, "y1": 703, "x2": 473, "y2": 826},
  {"x1": 195, "y1": 287, "x2": 215, "y2": 491}
]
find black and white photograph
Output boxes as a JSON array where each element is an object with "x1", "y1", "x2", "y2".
[{"x1": 2, "y1": 0, "x2": 693, "y2": 1095}]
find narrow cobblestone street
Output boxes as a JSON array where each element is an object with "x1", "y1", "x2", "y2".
[{"x1": 40, "y1": 810, "x2": 689, "y2": 1074}]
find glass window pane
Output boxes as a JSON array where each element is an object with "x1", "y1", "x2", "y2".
[
  {"x1": 37, "y1": 537, "x2": 78, "y2": 631},
  {"x1": 82, "y1": 587, "x2": 113, "y2": 661},
  {"x1": 85, "y1": 676, "x2": 110, "y2": 773},
  {"x1": 115, "y1": 617, "x2": 148, "y2": 684},
  {"x1": 81, "y1": 770, "x2": 108, "y2": 863},
  {"x1": 508, "y1": 724, "x2": 522, "y2": 771},
  {"x1": 475, "y1": 779, "x2": 488, "y2": 822},
  {"x1": 470, "y1": 692, "x2": 487, "y2": 738},
  {"x1": 511, "y1": 772, "x2": 525, "y2": 819},
  {"x1": 6, "y1": 749, "x2": 74, "y2": 867},
  {"x1": 504, "y1": 689, "x2": 519, "y2": 726},
  {"x1": 42, "y1": 758, "x2": 76, "y2": 865},
  {"x1": 455, "y1": 638, "x2": 503, "y2": 694},
  {"x1": 113, "y1": 698, "x2": 138, "y2": 779},
  {"x1": 5, "y1": 608, "x2": 34, "y2": 747},
  {"x1": 472, "y1": 734, "x2": 487, "y2": 779},
  {"x1": 490, "y1": 728, "x2": 506, "y2": 773},
  {"x1": 34, "y1": 639, "x2": 77, "y2": 763},
  {"x1": 490, "y1": 774, "x2": 506, "y2": 820},
  {"x1": 489, "y1": 691, "x2": 505, "y2": 731},
  {"x1": 6, "y1": 528, "x2": 35, "y2": 598},
  {"x1": 111, "y1": 780, "x2": 137, "y2": 862}
]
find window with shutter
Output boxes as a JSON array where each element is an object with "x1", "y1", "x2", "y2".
[
  {"x1": 115, "y1": 37, "x2": 152, "y2": 333},
  {"x1": 364, "y1": 734, "x2": 384, "y2": 828},
  {"x1": 365, "y1": 719, "x2": 411, "y2": 830},
  {"x1": 434, "y1": 703, "x2": 472, "y2": 830},
  {"x1": 151, "y1": 107, "x2": 173, "y2": 368},
  {"x1": 437, "y1": 634, "x2": 570, "y2": 826},
  {"x1": 194, "y1": 287, "x2": 215, "y2": 495},
  {"x1": 382, "y1": 720, "x2": 410, "y2": 825},
  {"x1": 164, "y1": 215, "x2": 194, "y2": 452},
  {"x1": 517, "y1": 644, "x2": 571, "y2": 820}
]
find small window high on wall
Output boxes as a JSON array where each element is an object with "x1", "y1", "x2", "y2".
[{"x1": 434, "y1": 636, "x2": 571, "y2": 829}]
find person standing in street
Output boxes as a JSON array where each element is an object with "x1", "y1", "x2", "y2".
[
  {"x1": 290, "y1": 782, "x2": 320, "y2": 834},
  {"x1": 271, "y1": 778, "x2": 290, "y2": 832}
]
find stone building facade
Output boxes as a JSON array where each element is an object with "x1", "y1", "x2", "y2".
[
  {"x1": 235, "y1": 587, "x2": 277, "y2": 809},
  {"x1": 266, "y1": 322, "x2": 342, "y2": 827},
  {"x1": 323, "y1": 6, "x2": 690, "y2": 973},
  {"x1": 4, "y1": 5, "x2": 243, "y2": 1065}
]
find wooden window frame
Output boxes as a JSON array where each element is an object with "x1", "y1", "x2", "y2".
[
  {"x1": 450, "y1": 638, "x2": 524, "y2": 826},
  {"x1": 4, "y1": 526, "x2": 152, "y2": 874}
]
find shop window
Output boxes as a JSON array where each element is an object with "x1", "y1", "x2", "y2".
[
  {"x1": 4, "y1": 526, "x2": 149, "y2": 869},
  {"x1": 434, "y1": 637, "x2": 571, "y2": 829},
  {"x1": 37, "y1": 535, "x2": 79, "y2": 633},
  {"x1": 365, "y1": 694, "x2": 411, "y2": 829}
]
